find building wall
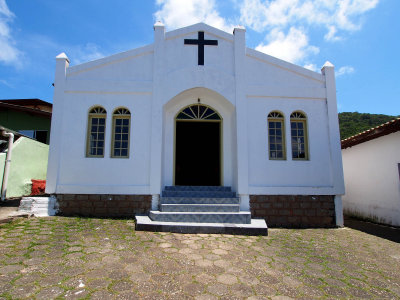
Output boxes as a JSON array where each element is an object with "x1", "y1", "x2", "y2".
[
  {"x1": 342, "y1": 131, "x2": 400, "y2": 226},
  {"x1": 54, "y1": 92, "x2": 152, "y2": 195},
  {"x1": 247, "y1": 97, "x2": 333, "y2": 193},
  {"x1": 1, "y1": 137, "x2": 49, "y2": 198},
  {"x1": 0, "y1": 110, "x2": 51, "y2": 143}
]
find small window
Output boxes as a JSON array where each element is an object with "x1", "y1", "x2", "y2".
[
  {"x1": 290, "y1": 111, "x2": 308, "y2": 160},
  {"x1": 86, "y1": 106, "x2": 106, "y2": 157},
  {"x1": 35, "y1": 130, "x2": 48, "y2": 144},
  {"x1": 268, "y1": 111, "x2": 285, "y2": 160},
  {"x1": 111, "y1": 108, "x2": 131, "y2": 158}
]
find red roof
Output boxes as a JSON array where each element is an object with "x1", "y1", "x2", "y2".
[
  {"x1": 0, "y1": 99, "x2": 52, "y2": 107},
  {"x1": 341, "y1": 118, "x2": 400, "y2": 149}
]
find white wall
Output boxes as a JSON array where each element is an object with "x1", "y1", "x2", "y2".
[
  {"x1": 244, "y1": 53, "x2": 342, "y2": 195},
  {"x1": 163, "y1": 30, "x2": 234, "y2": 78},
  {"x1": 55, "y1": 92, "x2": 152, "y2": 194},
  {"x1": 342, "y1": 131, "x2": 400, "y2": 226},
  {"x1": 247, "y1": 98, "x2": 333, "y2": 194}
]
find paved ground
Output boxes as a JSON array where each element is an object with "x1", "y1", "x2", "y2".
[{"x1": 0, "y1": 217, "x2": 399, "y2": 299}]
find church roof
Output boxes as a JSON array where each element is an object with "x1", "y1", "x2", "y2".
[
  {"x1": 64, "y1": 22, "x2": 326, "y2": 82},
  {"x1": 341, "y1": 118, "x2": 400, "y2": 149}
]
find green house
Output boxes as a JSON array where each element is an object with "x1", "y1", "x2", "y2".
[{"x1": 0, "y1": 99, "x2": 52, "y2": 144}]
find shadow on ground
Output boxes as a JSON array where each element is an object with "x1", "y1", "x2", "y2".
[
  {"x1": 0, "y1": 199, "x2": 20, "y2": 207},
  {"x1": 344, "y1": 215, "x2": 400, "y2": 243},
  {"x1": 0, "y1": 199, "x2": 21, "y2": 220}
]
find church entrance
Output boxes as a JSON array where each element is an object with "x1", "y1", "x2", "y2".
[{"x1": 174, "y1": 104, "x2": 221, "y2": 186}]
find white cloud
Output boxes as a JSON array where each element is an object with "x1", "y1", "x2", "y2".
[
  {"x1": 152, "y1": 0, "x2": 379, "y2": 67},
  {"x1": 154, "y1": 0, "x2": 233, "y2": 32},
  {"x1": 69, "y1": 43, "x2": 106, "y2": 65},
  {"x1": 256, "y1": 27, "x2": 319, "y2": 64},
  {"x1": 303, "y1": 63, "x2": 317, "y2": 72},
  {"x1": 240, "y1": 0, "x2": 380, "y2": 40},
  {"x1": 335, "y1": 0, "x2": 380, "y2": 31},
  {"x1": 324, "y1": 25, "x2": 341, "y2": 41},
  {"x1": 0, "y1": 78, "x2": 13, "y2": 88},
  {"x1": 240, "y1": 0, "x2": 299, "y2": 32},
  {"x1": 239, "y1": 0, "x2": 379, "y2": 67},
  {"x1": 20, "y1": 34, "x2": 107, "y2": 67},
  {"x1": 0, "y1": 0, "x2": 21, "y2": 66},
  {"x1": 336, "y1": 65, "x2": 355, "y2": 76}
]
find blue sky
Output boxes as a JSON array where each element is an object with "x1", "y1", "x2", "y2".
[{"x1": 0, "y1": 0, "x2": 398, "y2": 115}]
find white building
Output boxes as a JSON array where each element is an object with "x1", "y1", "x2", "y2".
[
  {"x1": 342, "y1": 118, "x2": 400, "y2": 227},
  {"x1": 46, "y1": 23, "x2": 345, "y2": 229}
]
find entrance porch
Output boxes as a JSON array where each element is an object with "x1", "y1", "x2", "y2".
[{"x1": 136, "y1": 185, "x2": 268, "y2": 235}]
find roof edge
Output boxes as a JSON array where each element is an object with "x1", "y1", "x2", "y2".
[
  {"x1": 246, "y1": 48, "x2": 325, "y2": 82},
  {"x1": 341, "y1": 118, "x2": 400, "y2": 149},
  {"x1": 0, "y1": 102, "x2": 52, "y2": 118},
  {"x1": 67, "y1": 44, "x2": 154, "y2": 76}
]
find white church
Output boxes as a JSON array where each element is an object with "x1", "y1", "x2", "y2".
[{"x1": 46, "y1": 23, "x2": 345, "y2": 233}]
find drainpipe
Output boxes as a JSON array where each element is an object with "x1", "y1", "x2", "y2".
[{"x1": 1, "y1": 131, "x2": 14, "y2": 202}]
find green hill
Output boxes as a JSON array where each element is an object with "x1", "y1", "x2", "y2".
[{"x1": 338, "y1": 112, "x2": 398, "y2": 140}]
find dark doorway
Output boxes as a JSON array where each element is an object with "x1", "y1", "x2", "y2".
[{"x1": 175, "y1": 121, "x2": 221, "y2": 186}]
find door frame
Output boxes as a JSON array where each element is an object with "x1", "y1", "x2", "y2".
[{"x1": 173, "y1": 104, "x2": 223, "y2": 186}]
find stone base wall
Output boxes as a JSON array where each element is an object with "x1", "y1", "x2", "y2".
[
  {"x1": 56, "y1": 194, "x2": 151, "y2": 217},
  {"x1": 250, "y1": 195, "x2": 336, "y2": 228}
]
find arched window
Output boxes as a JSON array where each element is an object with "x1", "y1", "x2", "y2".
[
  {"x1": 111, "y1": 108, "x2": 131, "y2": 158},
  {"x1": 86, "y1": 106, "x2": 106, "y2": 157},
  {"x1": 176, "y1": 104, "x2": 221, "y2": 120},
  {"x1": 268, "y1": 111, "x2": 285, "y2": 160},
  {"x1": 290, "y1": 111, "x2": 308, "y2": 160}
]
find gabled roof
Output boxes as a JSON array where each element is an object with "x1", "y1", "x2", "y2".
[
  {"x1": 341, "y1": 118, "x2": 400, "y2": 149},
  {"x1": 0, "y1": 99, "x2": 52, "y2": 117},
  {"x1": 65, "y1": 22, "x2": 325, "y2": 80},
  {"x1": 0, "y1": 99, "x2": 52, "y2": 107}
]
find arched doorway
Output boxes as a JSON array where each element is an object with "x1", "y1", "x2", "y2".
[{"x1": 174, "y1": 103, "x2": 222, "y2": 186}]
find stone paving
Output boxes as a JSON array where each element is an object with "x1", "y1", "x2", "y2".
[{"x1": 0, "y1": 217, "x2": 399, "y2": 299}]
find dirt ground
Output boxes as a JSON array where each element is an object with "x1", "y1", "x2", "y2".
[{"x1": 0, "y1": 216, "x2": 399, "y2": 299}]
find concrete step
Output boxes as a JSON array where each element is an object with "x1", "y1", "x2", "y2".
[
  {"x1": 160, "y1": 203, "x2": 240, "y2": 212},
  {"x1": 164, "y1": 186, "x2": 231, "y2": 192},
  {"x1": 136, "y1": 215, "x2": 268, "y2": 236},
  {"x1": 160, "y1": 197, "x2": 240, "y2": 205},
  {"x1": 149, "y1": 211, "x2": 251, "y2": 224},
  {"x1": 162, "y1": 190, "x2": 236, "y2": 198},
  {"x1": 18, "y1": 196, "x2": 58, "y2": 217}
]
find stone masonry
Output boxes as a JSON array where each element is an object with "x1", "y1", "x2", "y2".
[
  {"x1": 250, "y1": 195, "x2": 336, "y2": 228},
  {"x1": 56, "y1": 194, "x2": 151, "y2": 217}
]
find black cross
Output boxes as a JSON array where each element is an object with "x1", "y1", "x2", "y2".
[{"x1": 184, "y1": 31, "x2": 218, "y2": 65}]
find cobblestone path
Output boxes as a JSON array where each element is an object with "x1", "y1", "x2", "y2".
[{"x1": 0, "y1": 217, "x2": 399, "y2": 299}]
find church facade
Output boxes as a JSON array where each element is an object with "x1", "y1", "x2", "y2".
[{"x1": 46, "y1": 23, "x2": 345, "y2": 228}]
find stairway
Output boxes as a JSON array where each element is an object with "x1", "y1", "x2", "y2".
[{"x1": 135, "y1": 186, "x2": 268, "y2": 235}]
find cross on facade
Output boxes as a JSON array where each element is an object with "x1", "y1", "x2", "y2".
[{"x1": 184, "y1": 31, "x2": 218, "y2": 65}]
